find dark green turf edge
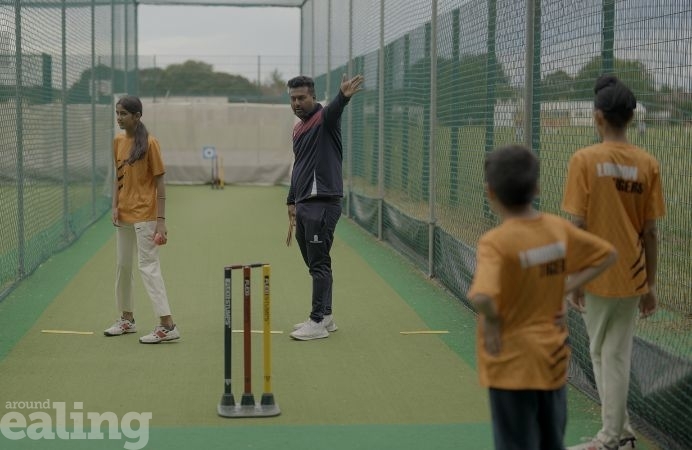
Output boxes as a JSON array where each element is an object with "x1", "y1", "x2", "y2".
[{"x1": 0, "y1": 214, "x2": 113, "y2": 362}]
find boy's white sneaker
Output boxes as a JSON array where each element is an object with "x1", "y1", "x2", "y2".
[
  {"x1": 293, "y1": 314, "x2": 338, "y2": 332},
  {"x1": 290, "y1": 319, "x2": 329, "y2": 340},
  {"x1": 618, "y1": 436, "x2": 636, "y2": 449},
  {"x1": 139, "y1": 325, "x2": 180, "y2": 344},
  {"x1": 567, "y1": 438, "x2": 617, "y2": 450},
  {"x1": 103, "y1": 318, "x2": 137, "y2": 336}
]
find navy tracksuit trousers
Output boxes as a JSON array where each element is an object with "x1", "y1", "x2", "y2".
[{"x1": 295, "y1": 198, "x2": 342, "y2": 322}]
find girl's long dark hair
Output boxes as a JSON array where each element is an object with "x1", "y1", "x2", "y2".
[
  {"x1": 594, "y1": 75, "x2": 637, "y2": 129},
  {"x1": 117, "y1": 95, "x2": 149, "y2": 165}
]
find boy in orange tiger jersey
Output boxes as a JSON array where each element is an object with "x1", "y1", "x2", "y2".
[{"x1": 468, "y1": 145, "x2": 616, "y2": 450}]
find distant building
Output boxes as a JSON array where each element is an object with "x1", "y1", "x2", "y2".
[{"x1": 494, "y1": 99, "x2": 647, "y2": 127}]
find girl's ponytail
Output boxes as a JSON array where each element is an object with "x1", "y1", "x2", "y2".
[
  {"x1": 127, "y1": 120, "x2": 149, "y2": 165},
  {"x1": 116, "y1": 95, "x2": 149, "y2": 164}
]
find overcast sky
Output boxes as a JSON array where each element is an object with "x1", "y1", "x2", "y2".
[{"x1": 138, "y1": 5, "x2": 301, "y2": 83}]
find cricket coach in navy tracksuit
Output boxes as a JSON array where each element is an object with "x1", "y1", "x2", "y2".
[{"x1": 286, "y1": 74, "x2": 364, "y2": 341}]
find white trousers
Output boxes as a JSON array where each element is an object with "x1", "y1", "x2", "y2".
[
  {"x1": 115, "y1": 221, "x2": 171, "y2": 318},
  {"x1": 583, "y1": 292, "x2": 639, "y2": 447}
]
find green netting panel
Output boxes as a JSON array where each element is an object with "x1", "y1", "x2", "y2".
[
  {"x1": 341, "y1": 0, "x2": 379, "y2": 234},
  {"x1": 1, "y1": 1, "x2": 132, "y2": 299},
  {"x1": 112, "y1": 1, "x2": 137, "y2": 94},
  {"x1": 436, "y1": 0, "x2": 494, "y2": 252},
  {"x1": 328, "y1": 1, "x2": 349, "y2": 72},
  {"x1": 302, "y1": 1, "x2": 692, "y2": 448},
  {"x1": 380, "y1": 1, "x2": 433, "y2": 262},
  {"x1": 311, "y1": 0, "x2": 328, "y2": 98},
  {"x1": 325, "y1": 0, "x2": 348, "y2": 101},
  {"x1": 310, "y1": 1, "x2": 351, "y2": 114},
  {"x1": 300, "y1": 0, "x2": 313, "y2": 76}
]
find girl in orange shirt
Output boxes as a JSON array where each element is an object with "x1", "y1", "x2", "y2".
[
  {"x1": 562, "y1": 76, "x2": 665, "y2": 450},
  {"x1": 104, "y1": 95, "x2": 180, "y2": 344}
]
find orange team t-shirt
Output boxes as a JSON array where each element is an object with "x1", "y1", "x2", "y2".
[
  {"x1": 562, "y1": 142, "x2": 665, "y2": 297},
  {"x1": 113, "y1": 133, "x2": 165, "y2": 224},
  {"x1": 468, "y1": 213, "x2": 614, "y2": 390}
]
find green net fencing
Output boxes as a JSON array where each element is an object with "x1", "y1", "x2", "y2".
[
  {"x1": 302, "y1": 1, "x2": 692, "y2": 448},
  {"x1": 0, "y1": 0, "x2": 136, "y2": 299}
]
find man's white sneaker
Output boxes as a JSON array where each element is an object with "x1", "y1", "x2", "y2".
[
  {"x1": 293, "y1": 314, "x2": 338, "y2": 332},
  {"x1": 104, "y1": 318, "x2": 136, "y2": 336},
  {"x1": 290, "y1": 319, "x2": 329, "y2": 340},
  {"x1": 139, "y1": 325, "x2": 180, "y2": 344}
]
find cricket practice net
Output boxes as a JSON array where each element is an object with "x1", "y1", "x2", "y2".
[
  {"x1": 301, "y1": 1, "x2": 692, "y2": 448},
  {"x1": 1, "y1": 0, "x2": 136, "y2": 299}
]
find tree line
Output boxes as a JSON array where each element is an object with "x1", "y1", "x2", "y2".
[{"x1": 4, "y1": 56, "x2": 691, "y2": 121}]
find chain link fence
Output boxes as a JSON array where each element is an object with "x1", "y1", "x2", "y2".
[
  {"x1": 1, "y1": 0, "x2": 137, "y2": 299},
  {"x1": 301, "y1": 1, "x2": 692, "y2": 448}
]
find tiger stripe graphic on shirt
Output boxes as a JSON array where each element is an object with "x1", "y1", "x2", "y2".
[
  {"x1": 562, "y1": 141, "x2": 665, "y2": 297},
  {"x1": 468, "y1": 213, "x2": 613, "y2": 390}
]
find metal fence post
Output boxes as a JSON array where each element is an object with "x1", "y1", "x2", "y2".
[
  {"x1": 62, "y1": 0, "x2": 70, "y2": 238},
  {"x1": 311, "y1": 2, "x2": 315, "y2": 77},
  {"x1": 449, "y1": 8, "x2": 460, "y2": 205},
  {"x1": 111, "y1": 0, "x2": 115, "y2": 127},
  {"x1": 524, "y1": 0, "x2": 541, "y2": 209},
  {"x1": 377, "y1": 0, "x2": 385, "y2": 240},
  {"x1": 482, "y1": 0, "x2": 497, "y2": 218},
  {"x1": 428, "y1": 0, "x2": 438, "y2": 278},
  {"x1": 602, "y1": 0, "x2": 614, "y2": 73},
  {"x1": 484, "y1": 0, "x2": 497, "y2": 154},
  {"x1": 134, "y1": 1, "x2": 139, "y2": 95},
  {"x1": 91, "y1": 0, "x2": 96, "y2": 216},
  {"x1": 401, "y1": 34, "x2": 409, "y2": 191},
  {"x1": 14, "y1": 0, "x2": 25, "y2": 279},
  {"x1": 531, "y1": 0, "x2": 541, "y2": 161},
  {"x1": 326, "y1": 0, "x2": 331, "y2": 100},
  {"x1": 346, "y1": 0, "x2": 353, "y2": 218}
]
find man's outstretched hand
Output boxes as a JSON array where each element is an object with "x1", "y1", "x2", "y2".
[{"x1": 340, "y1": 74, "x2": 364, "y2": 98}]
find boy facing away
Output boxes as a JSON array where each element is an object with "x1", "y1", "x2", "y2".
[{"x1": 468, "y1": 145, "x2": 617, "y2": 450}]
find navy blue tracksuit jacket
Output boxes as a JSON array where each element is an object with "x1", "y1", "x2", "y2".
[{"x1": 286, "y1": 91, "x2": 351, "y2": 205}]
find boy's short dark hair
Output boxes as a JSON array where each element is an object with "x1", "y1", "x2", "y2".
[
  {"x1": 484, "y1": 145, "x2": 539, "y2": 210},
  {"x1": 287, "y1": 76, "x2": 315, "y2": 97}
]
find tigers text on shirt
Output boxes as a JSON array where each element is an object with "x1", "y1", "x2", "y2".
[
  {"x1": 596, "y1": 162, "x2": 644, "y2": 194},
  {"x1": 468, "y1": 213, "x2": 614, "y2": 390},
  {"x1": 562, "y1": 142, "x2": 665, "y2": 297}
]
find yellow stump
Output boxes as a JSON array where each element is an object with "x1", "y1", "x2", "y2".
[{"x1": 262, "y1": 264, "x2": 272, "y2": 395}]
